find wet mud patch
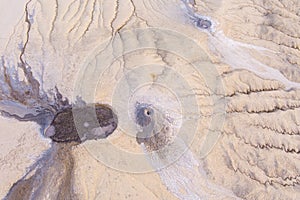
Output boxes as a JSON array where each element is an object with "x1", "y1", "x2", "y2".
[{"x1": 47, "y1": 103, "x2": 118, "y2": 143}]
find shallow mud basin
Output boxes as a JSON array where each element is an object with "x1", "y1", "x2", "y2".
[{"x1": 1, "y1": 0, "x2": 300, "y2": 199}]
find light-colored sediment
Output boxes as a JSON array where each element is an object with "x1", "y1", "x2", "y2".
[{"x1": 0, "y1": 0, "x2": 299, "y2": 199}]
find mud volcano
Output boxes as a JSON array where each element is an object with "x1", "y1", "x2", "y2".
[
  {"x1": 135, "y1": 103, "x2": 173, "y2": 151},
  {"x1": 4, "y1": 103, "x2": 118, "y2": 200}
]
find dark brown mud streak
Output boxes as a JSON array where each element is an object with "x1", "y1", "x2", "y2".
[{"x1": 4, "y1": 143, "x2": 77, "y2": 200}]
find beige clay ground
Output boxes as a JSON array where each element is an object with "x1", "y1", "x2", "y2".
[{"x1": 0, "y1": 0, "x2": 299, "y2": 199}]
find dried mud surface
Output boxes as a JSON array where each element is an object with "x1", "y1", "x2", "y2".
[{"x1": 0, "y1": 0, "x2": 299, "y2": 199}]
